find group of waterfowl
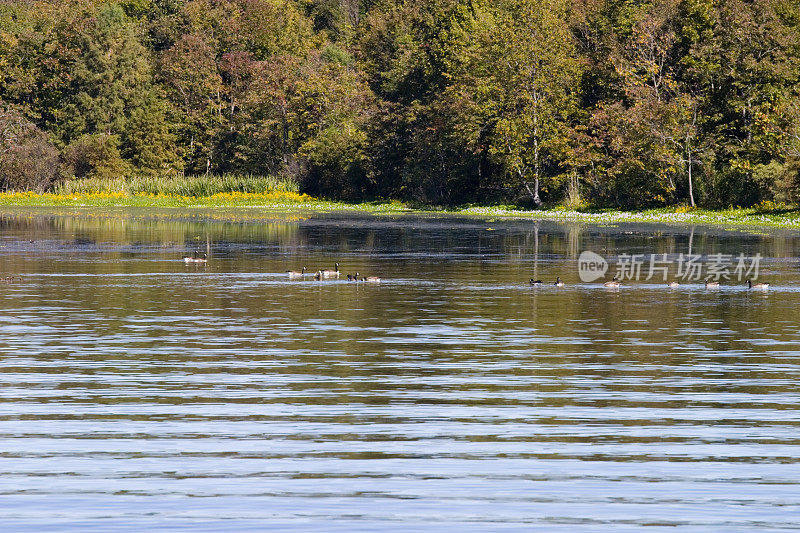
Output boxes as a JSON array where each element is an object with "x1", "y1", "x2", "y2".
[
  {"x1": 530, "y1": 276, "x2": 770, "y2": 290},
  {"x1": 182, "y1": 249, "x2": 771, "y2": 289},
  {"x1": 183, "y1": 253, "x2": 381, "y2": 282},
  {"x1": 287, "y1": 263, "x2": 381, "y2": 282},
  {"x1": 530, "y1": 276, "x2": 566, "y2": 287},
  {"x1": 530, "y1": 276, "x2": 620, "y2": 288}
]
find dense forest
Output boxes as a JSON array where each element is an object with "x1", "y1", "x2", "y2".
[{"x1": 1, "y1": 0, "x2": 799, "y2": 208}]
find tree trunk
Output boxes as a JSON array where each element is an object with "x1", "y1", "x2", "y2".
[
  {"x1": 567, "y1": 170, "x2": 580, "y2": 207},
  {"x1": 687, "y1": 144, "x2": 695, "y2": 208},
  {"x1": 523, "y1": 179, "x2": 542, "y2": 207},
  {"x1": 532, "y1": 90, "x2": 542, "y2": 207}
]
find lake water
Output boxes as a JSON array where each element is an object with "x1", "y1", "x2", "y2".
[{"x1": 0, "y1": 209, "x2": 799, "y2": 532}]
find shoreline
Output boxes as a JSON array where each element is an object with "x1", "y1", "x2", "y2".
[{"x1": 0, "y1": 191, "x2": 799, "y2": 228}]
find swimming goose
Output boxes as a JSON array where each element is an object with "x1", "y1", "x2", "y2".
[
  {"x1": 668, "y1": 281, "x2": 680, "y2": 288},
  {"x1": 705, "y1": 280, "x2": 720, "y2": 288},
  {"x1": 554, "y1": 277, "x2": 565, "y2": 287},
  {"x1": 603, "y1": 276, "x2": 621, "y2": 288},
  {"x1": 363, "y1": 276, "x2": 381, "y2": 283},
  {"x1": 530, "y1": 279, "x2": 543, "y2": 285},
  {"x1": 747, "y1": 279, "x2": 769, "y2": 290},
  {"x1": 287, "y1": 266, "x2": 306, "y2": 279},
  {"x1": 320, "y1": 263, "x2": 340, "y2": 278},
  {"x1": 183, "y1": 250, "x2": 207, "y2": 263}
]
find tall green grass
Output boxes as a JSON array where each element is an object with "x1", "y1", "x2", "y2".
[{"x1": 53, "y1": 174, "x2": 299, "y2": 196}]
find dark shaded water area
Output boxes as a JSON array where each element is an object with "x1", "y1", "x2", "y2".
[{"x1": 0, "y1": 209, "x2": 799, "y2": 531}]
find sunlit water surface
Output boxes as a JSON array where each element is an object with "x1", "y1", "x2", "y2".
[{"x1": 0, "y1": 209, "x2": 799, "y2": 531}]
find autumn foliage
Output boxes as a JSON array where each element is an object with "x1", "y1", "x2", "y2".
[{"x1": 0, "y1": 0, "x2": 798, "y2": 207}]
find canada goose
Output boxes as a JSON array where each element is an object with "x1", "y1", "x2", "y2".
[
  {"x1": 603, "y1": 276, "x2": 620, "y2": 288},
  {"x1": 530, "y1": 279, "x2": 543, "y2": 285},
  {"x1": 705, "y1": 280, "x2": 720, "y2": 288},
  {"x1": 668, "y1": 281, "x2": 680, "y2": 288},
  {"x1": 320, "y1": 262, "x2": 340, "y2": 278},
  {"x1": 364, "y1": 276, "x2": 381, "y2": 283},
  {"x1": 747, "y1": 279, "x2": 769, "y2": 290},
  {"x1": 347, "y1": 273, "x2": 357, "y2": 281},
  {"x1": 287, "y1": 266, "x2": 306, "y2": 279},
  {"x1": 183, "y1": 250, "x2": 207, "y2": 263},
  {"x1": 554, "y1": 277, "x2": 565, "y2": 287}
]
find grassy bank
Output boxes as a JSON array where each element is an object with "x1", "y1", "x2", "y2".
[
  {"x1": 457, "y1": 203, "x2": 800, "y2": 227},
  {"x1": 53, "y1": 174, "x2": 299, "y2": 196},
  {"x1": 1, "y1": 188, "x2": 799, "y2": 227}
]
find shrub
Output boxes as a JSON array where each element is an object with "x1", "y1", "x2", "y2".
[
  {"x1": 0, "y1": 106, "x2": 60, "y2": 192},
  {"x1": 753, "y1": 161, "x2": 800, "y2": 204},
  {"x1": 62, "y1": 134, "x2": 131, "y2": 180}
]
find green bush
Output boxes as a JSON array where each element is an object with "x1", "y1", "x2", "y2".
[
  {"x1": 62, "y1": 134, "x2": 131, "y2": 181},
  {"x1": 754, "y1": 161, "x2": 800, "y2": 204}
]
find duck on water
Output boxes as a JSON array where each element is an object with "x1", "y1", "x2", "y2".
[
  {"x1": 183, "y1": 250, "x2": 207, "y2": 263},
  {"x1": 320, "y1": 263, "x2": 340, "y2": 278},
  {"x1": 287, "y1": 266, "x2": 307, "y2": 279}
]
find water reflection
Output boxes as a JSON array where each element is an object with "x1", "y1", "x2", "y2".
[{"x1": 0, "y1": 210, "x2": 799, "y2": 531}]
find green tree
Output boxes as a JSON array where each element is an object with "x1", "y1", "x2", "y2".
[
  {"x1": 443, "y1": 0, "x2": 582, "y2": 205},
  {"x1": 0, "y1": 1, "x2": 89, "y2": 129},
  {"x1": 698, "y1": 0, "x2": 800, "y2": 206},
  {"x1": 237, "y1": 0, "x2": 316, "y2": 59},
  {"x1": 57, "y1": 3, "x2": 178, "y2": 177},
  {"x1": 124, "y1": 90, "x2": 181, "y2": 176},
  {"x1": 603, "y1": 0, "x2": 697, "y2": 206},
  {"x1": 229, "y1": 55, "x2": 302, "y2": 176},
  {"x1": 292, "y1": 53, "x2": 376, "y2": 198},
  {"x1": 158, "y1": 32, "x2": 223, "y2": 173}
]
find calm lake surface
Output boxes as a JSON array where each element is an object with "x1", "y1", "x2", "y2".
[{"x1": 0, "y1": 209, "x2": 799, "y2": 532}]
